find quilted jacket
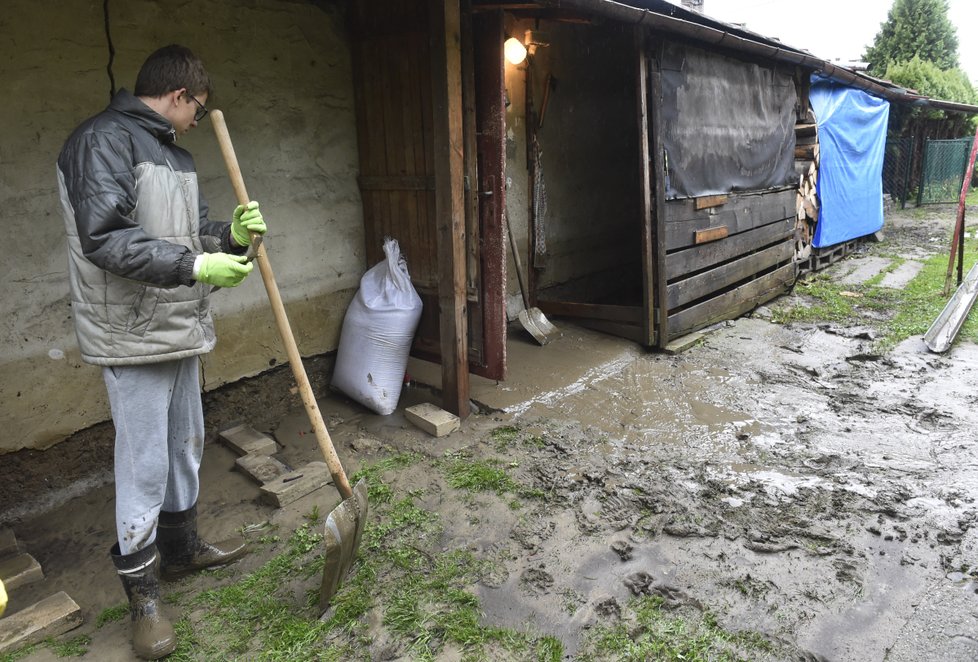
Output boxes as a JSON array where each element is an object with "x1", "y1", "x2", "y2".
[{"x1": 57, "y1": 89, "x2": 237, "y2": 365}]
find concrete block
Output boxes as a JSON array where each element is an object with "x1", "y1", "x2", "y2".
[
  {"x1": 219, "y1": 423, "x2": 278, "y2": 456},
  {"x1": 0, "y1": 529, "x2": 17, "y2": 559},
  {"x1": 259, "y1": 461, "x2": 332, "y2": 508},
  {"x1": 0, "y1": 554, "x2": 43, "y2": 590},
  {"x1": 235, "y1": 454, "x2": 289, "y2": 485},
  {"x1": 405, "y1": 403, "x2": 460, "y2": 437},
  {"x1": 0, "y1": 591, "x2": 82, "y2": 654}
]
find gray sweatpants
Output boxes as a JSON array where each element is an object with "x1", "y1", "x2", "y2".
[{"x1": 102, "y1": 356, "x2": 205, "y2": 555}]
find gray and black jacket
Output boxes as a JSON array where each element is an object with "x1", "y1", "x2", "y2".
[{"x1": 57, "y1": 89, "x2": 240, "y2": 366}]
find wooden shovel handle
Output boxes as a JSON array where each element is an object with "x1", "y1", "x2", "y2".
[{"x1": 210, "y1": 110, "x2": 353, "y2": 500}]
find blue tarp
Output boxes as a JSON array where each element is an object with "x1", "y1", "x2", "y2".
[{"x1": 810, "y1": 77, "x2": 890, "y2": 248}]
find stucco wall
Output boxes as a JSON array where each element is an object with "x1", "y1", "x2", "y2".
[{"x1": 0, "y1": 0, "x2": 364, "y2": 453}]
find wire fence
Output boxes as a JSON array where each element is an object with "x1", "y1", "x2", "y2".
[
  {"x1": 918, "y1": 137, "x2": 972, "y2": 205},
  {"x1": 882, "y1": 135, "x2": 972, "y2": 207},
  {"x1": 882, "y1": 136, "x2": 914, "y2": 208}
]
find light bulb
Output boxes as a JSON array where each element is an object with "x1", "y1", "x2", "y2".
[{"x1": 504, "y1": 37, "x2": 527, "y2": 65}]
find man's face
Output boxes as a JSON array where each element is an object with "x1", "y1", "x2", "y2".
[{"x1": 171, "y1": 89, "x2": 208, "y2": 137}]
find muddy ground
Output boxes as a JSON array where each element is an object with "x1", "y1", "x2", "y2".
[{"x1": 2, "y1": 204, "x2": 978, "y2": 661}]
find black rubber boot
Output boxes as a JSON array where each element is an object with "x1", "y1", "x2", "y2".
[
  {"x1": 111, "y1": 543, "x2": 177, "y2": 660},
  {"x1": 156, "y1": 503, "x2": 248, "y2": 581}
]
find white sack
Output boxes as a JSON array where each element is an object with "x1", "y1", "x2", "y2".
[{"x1": 331, "y1": 238, "x2": 422, "y2": 415}]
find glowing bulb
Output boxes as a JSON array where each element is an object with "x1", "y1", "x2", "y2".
[{"x1": 504, "y1": 37, "x2": 527, "y2": 65}]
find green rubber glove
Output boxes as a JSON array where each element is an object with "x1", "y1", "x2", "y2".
[
  {"x1": 231, "y1": 201, "x2": 267, "y2": 247},
  {"x1": 196, "y1": 253, "x2": 253, "y2": 288}
]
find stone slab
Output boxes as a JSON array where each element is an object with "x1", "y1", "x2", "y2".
[
  {"x1": 879, "y1": 260, "x2": 924, "y2": 290},
  {"x1": 405, "y1": 403, "x2": 461, "y2": 437},
  {"x1": 235, "y1": 454, "x2": 289, "y2": 485},
  {"x1": 0, "y1": 554, "x2": 43, "y2": 590},
  {"x1": 259, "y1": 461, "x2": 331, "y2": 508},
  {"x1": 218, "y1": 423, "x2": 278, "y2": 456},
  {"x1": 837, "y1": 256, "x2": 893, "y2": 285},
  {"x1": 0, "y1": 529, "x2": 17, "y2": 559},
  {"x1": 0, "y1": 591, "x2": 82, "y2": 654}
]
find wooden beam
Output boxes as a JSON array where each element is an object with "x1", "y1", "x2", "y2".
[
  {"x1": 636, "y1": 27, "x2": 655, "y2": 347},
  {"x1": 536, "y1": 299, "x2": 644, "y2": 323},
  {"x1": 429, "y1": 0, "x2": 470, "y2": 418},
  {"x1": 472, "y1": 8, "x2": 508, "y2": 380},
  {"x1": 650, "y1": 45, "x2": 670, "y2": 348}
]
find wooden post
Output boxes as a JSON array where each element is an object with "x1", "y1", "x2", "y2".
[
  {"x1": 429, "y1": 0, "x2": 470, "y2": 418},
  {"x1": 944, "y1": 123, "x2": 978, "y2": 295},
  {"x1": 649, "y1": 44, "x2": 669, "y2": 348},
  {"x1": 635, "y1": 27, "x2": 655, "y2": 347}
]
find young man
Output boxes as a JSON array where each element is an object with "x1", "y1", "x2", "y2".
[{"x1": 56, "y1": 45, "x2": 264, "y2": 659}]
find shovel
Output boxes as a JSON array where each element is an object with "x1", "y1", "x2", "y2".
[
  {"x1": 210, "y1": 110, "x2": 367, "y2": 614},
  {"x1": 504, "y1": 212, "x2": 558, "y2": 345}
]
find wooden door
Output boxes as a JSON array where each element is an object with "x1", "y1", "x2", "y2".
[{"x1": 350, "y1": 0, "x2": 506, "y2": 379}]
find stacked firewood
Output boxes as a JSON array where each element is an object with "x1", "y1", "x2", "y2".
[{"x1": 794, "y1": 119, "x2": 819, "y2": 261}]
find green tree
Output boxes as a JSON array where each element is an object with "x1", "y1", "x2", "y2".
[
  {"x1": 864, "y1": 0, "x2": 959, "y2": 75},
  {"x1": 883, "y1": 57, "x2": 977, "y2": 138}
]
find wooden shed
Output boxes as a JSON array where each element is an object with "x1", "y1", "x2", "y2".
[{"x1": 344, "y1": 0, "x2": 965, "y2": 417}]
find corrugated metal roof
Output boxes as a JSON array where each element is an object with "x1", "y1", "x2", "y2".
[{"x1": 527, "y1": 0, "x2": 978, "y2": 114}]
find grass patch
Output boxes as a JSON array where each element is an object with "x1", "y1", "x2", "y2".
[
  {"x1": 772, "y1": 232, "x2": 978, "y2": 351},
  {"x1": 440, "y1": 453, "x2": 546, "y2": 502},
  {"x1": 578, "y1": 595, "x2": 775, "y2": 662},
  {"x1": 489, "y1": 425, "x2": 520, "y2": 451},
  {"x1": 82, "y1": 451, "x2": 560, "y2": 661},
  {"x1": 47, "y1": 634, "x2": 91, "y2": 657},
  {"x1": 95, "y1": 602, "x2": 129, "y2": 628}
]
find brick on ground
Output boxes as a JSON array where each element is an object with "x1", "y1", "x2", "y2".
[
  {"x1": 405, "y1": 403, "x2": 461, "y2": 437},
  {"x1": 0, "y1": 554, "x2": 43, "y2": 590}
]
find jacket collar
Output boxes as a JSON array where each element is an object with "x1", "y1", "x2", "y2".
[{"x1": 109, "y1": 88, "x2": 177, "y2": 144}]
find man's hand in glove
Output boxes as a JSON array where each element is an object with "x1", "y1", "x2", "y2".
[
  {"x1": 195, "y1": 253, "x2": 253, "y2": 288},
  {"x1": 231, "y1": 201, "x2": 267, "y2": 247}
]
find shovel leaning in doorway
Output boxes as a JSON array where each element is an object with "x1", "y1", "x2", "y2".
[
  {"x1": 505, "y1": 212, "x2": 558, "y2": 345},
  {"x1": 211, "y1": 111, "x2": 368, "y2": 614}
]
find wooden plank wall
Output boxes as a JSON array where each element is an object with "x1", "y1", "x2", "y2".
[
  {"x1": 663, "y1": 187, "x2": 797, "y2": 339},
  {"x1": 350, "y1": 2, "x2": 436, "y2": 287}
]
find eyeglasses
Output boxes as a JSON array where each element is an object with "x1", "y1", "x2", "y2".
[{"x1": 186, "y1": 93, "x2": 209, "y2": 122}]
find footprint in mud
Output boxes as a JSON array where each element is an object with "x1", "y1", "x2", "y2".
[
  {"x1": 511, "y1": 519, "x2": 556, "y2": 552},
  {"x1": 624, "y1": 571, "x2": 654, "y2": 596},
  {"x1": 521, "y1": 566, "x2": 555, "y2": 594},
  {"x1": 611, "y1": 539, "x2": 634, "y2": 561},
  {"x1": 577, "y1": 492, "x2": 635, "y2": 533},
  {"x1": 479, "y1": 541, "x2": 513, "y2": 588}
]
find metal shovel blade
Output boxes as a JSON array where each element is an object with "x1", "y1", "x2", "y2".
[
  {"x1": 319, "y1": 478, "x2": 369, "y2": 613},
  {"x1": 518, "y1": 307, "x2": 559, "y2": 345}
]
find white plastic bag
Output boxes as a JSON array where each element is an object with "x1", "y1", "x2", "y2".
[{"x1": 331, "y1": 238, "x2": 423, "y2": 415}]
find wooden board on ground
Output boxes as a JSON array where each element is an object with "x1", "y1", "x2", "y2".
[
  {"x1": 0, "y1": 592, "x2": 82, "y2": 654},
  {"x1": 0, "y1": 554, "x2": 43, "y2": 590},
  {"x1": 235, "y1": 454, "x2": 289, "y2": 485},
  {"x1": 259, "y1": 462, "x2": 332, "y2": 508},
  {"x1": 218, "y1": 423, "x2": 278, "y2": 456}
]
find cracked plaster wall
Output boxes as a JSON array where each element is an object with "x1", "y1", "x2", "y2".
[{"x1": 0, "y1": 0, "x2": 364, "y2": 453}]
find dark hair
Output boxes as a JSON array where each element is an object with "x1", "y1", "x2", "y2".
[{"x1": 134, "y1": 44, "x2": 212, "y2": 98}]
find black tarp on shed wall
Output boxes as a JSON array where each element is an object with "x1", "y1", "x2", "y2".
[{"x1": 660, "y1": 41, "x2": 797, "y2": 199}]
